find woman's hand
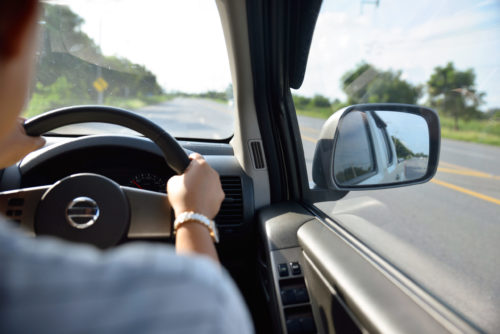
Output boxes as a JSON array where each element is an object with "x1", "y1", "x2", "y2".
[
  {"x1": 0, "y1": 118, "x2": 45, "y2": 169},
  {"x1": 167, "y1": 153, "x2": 224, "y2": 263},
  {"x1": 167, "y1": 153, "x2": 225, "y2": 219}
]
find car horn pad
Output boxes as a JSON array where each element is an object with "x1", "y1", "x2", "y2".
[{"x1": 35, "y1": 173, "x2": 130, "y2": 249}]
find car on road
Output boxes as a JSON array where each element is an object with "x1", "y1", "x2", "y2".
[{"x1": 1, "y1": 0, "x2": 499, "y2": 333}]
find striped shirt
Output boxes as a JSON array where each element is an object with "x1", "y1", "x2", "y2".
[{"x1": 0, "y1": 220, "x2": 254, "y2": 334}]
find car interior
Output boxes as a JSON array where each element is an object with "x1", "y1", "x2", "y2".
[{"x1": 0, "y1": 0, "x2": 485, "y2": 333}]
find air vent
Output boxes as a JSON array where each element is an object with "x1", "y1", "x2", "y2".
[
  {"x1": 216, "y1": 176, "x2": 243, "y2": 225},
  {"x1": 5, "y1": 197, "x2": 24, "y2": 224},
  {"x1": 249, "y1": 140, "x2": 266, "y2": 169}
]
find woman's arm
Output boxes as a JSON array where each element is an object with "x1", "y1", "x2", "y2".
[{"x1": 167, "y1": 153, "x2": 224, "y2": 263}]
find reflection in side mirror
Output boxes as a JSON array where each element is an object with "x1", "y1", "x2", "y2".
[
  {"x1": 334, "y1": 110, "x2": 429, "y2": 186},
  {"x1": 312, "y1": 104, "x2": 440, "y2": 191}
]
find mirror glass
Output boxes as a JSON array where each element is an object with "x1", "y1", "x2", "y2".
[{"x1": 333, "y1": 110, "x2": 430, "y2": 187}]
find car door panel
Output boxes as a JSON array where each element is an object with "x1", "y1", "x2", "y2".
[
  {"x1": 258, "y1": 201, "x2": 478, "y2": 334},
  {"x1": 258, "y1": 202, "x2": 318, "y2": 334},
  {"x1": 298, "y1": 218, "x2": 476, "y2": 334}
]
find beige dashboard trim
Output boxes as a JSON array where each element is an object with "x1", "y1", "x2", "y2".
[{"x1": 216, "y1": 0, "x2": 270, "y2": 209}]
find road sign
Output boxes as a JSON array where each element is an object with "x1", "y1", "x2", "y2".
[{"x1": 93, "y1": 77, "x2": 109, "y2": 92}]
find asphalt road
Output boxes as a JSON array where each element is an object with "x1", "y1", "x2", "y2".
[
  {"x1": 55, "y1": 97, "x2": 234, "y2": 139},
  {"x1": 58, "y1": 98, "x2": 500, "y2": 331},
  {"x1": 299, "y1": 115, "x2": 500, "y2": 333}
]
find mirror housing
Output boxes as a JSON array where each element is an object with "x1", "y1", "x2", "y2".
[{"x1": 312, "y1": 103, "x2": 440, "y2": 191}]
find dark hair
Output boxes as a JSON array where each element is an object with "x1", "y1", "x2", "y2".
[{"x1": 0, "y1": 0, "x2": 38, "y2": 59}]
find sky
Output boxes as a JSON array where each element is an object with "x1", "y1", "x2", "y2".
[
  {"x1": 377, "y1": 111, "x2": 429, "y2": 154},
  {"x1": 47, "y1": 0, "x2": 500, "y2": 109}
]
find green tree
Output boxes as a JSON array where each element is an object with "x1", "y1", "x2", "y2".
[
  {"x1": 311, "y1": 94, "x2": 331, "y2": 108},
  {"x1": 341, "y1": 62, "x2": 422, "y2": 105},
  {"x1": 392, "y1": 136, "x2": 415, "y2": 159},
  {"x1": 292, "y1": 95, "x2": 312, "y2": 108},
  {"x1": 427, "y1": 62, "x2": 484, "y2": 130},
  {"x1": 29, "y1": 3, "x2": 164, "y2": 114},
  {"x1": 25, "y1": 76, "x2": 91, "y2": 117},
  {"x1": 486, "y1": 108, "x2": 500, "y2": 121}
]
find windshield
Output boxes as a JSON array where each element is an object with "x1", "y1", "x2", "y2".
[{"x1": 26, "y1": 0, "x2": 233, "y2": 139}]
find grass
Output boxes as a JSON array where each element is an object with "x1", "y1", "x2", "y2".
[
  {"x1": 23, "y1": 94, "x2": 172, "y2": 118},
  {"x1": 439, "y1": 116, "x2": 500, "y2": 146},
  {"x1": 104, "y1": 95, "x2": 172, "y2": 110},
  {"x1": 296, "y1": 107, "x2": 336, "y2": 119},
  {"x1": 212, "y1": 98, "x2": 229, "y2": 105},
  {"x1": 441, "y1": 128, "x2": 500, "y2": 146}
]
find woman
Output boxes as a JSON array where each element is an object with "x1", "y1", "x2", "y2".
[{"x1": 0, "y1": 1, "x2": 253, "y2": 333}]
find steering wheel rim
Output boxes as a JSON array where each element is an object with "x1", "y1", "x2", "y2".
[
  {"x1": 24, "y1": 105, "x2": 191, "y2": 175},
  {"x1": 2, "y1": 105, "x2": 190, "y2": 248}
]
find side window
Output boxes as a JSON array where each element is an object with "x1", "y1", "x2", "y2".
[
  {"x1": 295, "y1": 0, "x2": 499, "y2": 331},
  {"x1": 333, "y1": 111, "x2": 376, "y2": 185}
]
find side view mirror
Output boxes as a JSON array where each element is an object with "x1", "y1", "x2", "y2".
[{"x1": 312, "y1": 104, "x2": 440, "y2": 190}]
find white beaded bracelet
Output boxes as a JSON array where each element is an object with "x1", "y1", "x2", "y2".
[{"x1": 173, "y1": 211, "x2": 219, "y2": 243}]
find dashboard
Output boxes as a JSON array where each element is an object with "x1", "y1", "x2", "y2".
[
  {"x1": 0, "y1": 135, "x2": 254, "y2": 241},
  {"x1": 21, "y1": 144, "x2": 174, "y2": 193}
]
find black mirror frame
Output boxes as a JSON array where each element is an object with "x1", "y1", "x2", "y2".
[{"x1": 312, "y1": 103, "x2": 440, "y2": 191}]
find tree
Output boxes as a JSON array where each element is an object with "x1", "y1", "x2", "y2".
[
  {"x1": 31, "y1": 3, "x2": 164, "y2": 111},
  {"x1": 292, "y1": 95, "x2": 312, "y2": 109},
  {"x1": 341, "y1": 62, "x2": 422, "y2": 105},
  {"x1": 311, "y1": 94, "x2": 331, "y2": 108},
  {"x1": 486, "y1": 108, "x2": 500, "y2": 121},
  {"x1": 392, "y1": 136, "x2": 415, "y2": 159},
  {"x1": 427, "y1": 62, "x2": 484, "y2": 130}
]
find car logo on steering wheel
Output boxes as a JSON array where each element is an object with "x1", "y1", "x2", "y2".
[{"x1": 66, "y1": 197, "x2": 100, "y2": 230}]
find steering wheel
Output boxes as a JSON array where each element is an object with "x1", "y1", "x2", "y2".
[{"x1": 0, "y1": 106, "x2": 191, "y2": 248}]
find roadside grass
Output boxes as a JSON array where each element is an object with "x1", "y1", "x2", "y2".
[
  {"x1": 104, "y1": 95, "x2": 172, "y2": 110},
  {"x1": 441, "y1": 128, "x2": 500, "y2": 146},
  {"x1": 439, "y1": 115, "x2": 500, "y2": 146},
  {"x1": 296, "y1": 107, "x2": 336, "y2": 119},
  {"x1": 104, "y1": 97, "x2": 148, "y2": 110},
  {"x1": 23, "y1": 94, "x2": 172, "y2": 118},
  {"x1": 210, "y1": 98, "x2": 229, "y2": 105}
]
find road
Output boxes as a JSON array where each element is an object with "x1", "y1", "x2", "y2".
[
  {"x1": 299, "y1": 115, "x2": 500, "y2": 332},
  {"x1": 55, "y1": 97, "x2": 234, "y2": 139},
  {"x1": 59, "y1": 98, "x2": 500, "y2": 331}
]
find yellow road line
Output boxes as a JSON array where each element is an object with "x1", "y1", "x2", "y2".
[
  {"x1": 438, "y1": 162, "x2": 500, "y2": 180},
  {"x1": 301, "y1": 135, "x2": 318, "y2": 144},
  {"x1": 437, "y1": 168, "x2": 500, "y2": 180},
  {"x1": 439, "y1": 161, "x2": 476, "y2": 171},
  {"x1": 431, "y1": 179, "x2": 500, "y2": 206}
]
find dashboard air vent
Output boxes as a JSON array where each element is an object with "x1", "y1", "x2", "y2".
[
  {"x1": 216, "y1": 176, "x2": 243, "y2": 225},
  {"x1": 4, "y1": 197, "x2": 24, "y2": 225},
  {"x1": 250, "y1": 140, "x2": 266, "y2": 169}
]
